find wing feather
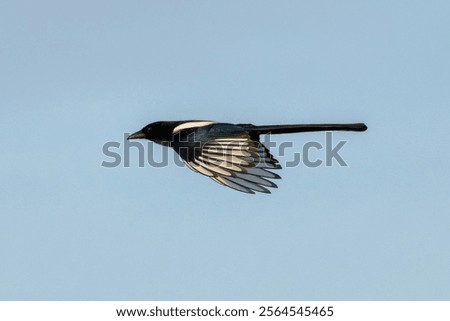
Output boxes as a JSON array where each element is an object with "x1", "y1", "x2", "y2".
[
  {"x1": 213, "y1": 176, "x2": 255, "y2": 194},
  {"x1": 202, "y1": 153, "x2": 251, "y2": 166},
  {"x1": 193, "y1": 159, "x2": 233, "y2": 176},
  {"x1": 183, "y1": 134, "x2": 282, "y2": 194},
  {"x1": 225, "y1": 176, "x2": 271, "y2": 193},
  {"x1": 234, "y1": 172, "x2": 278, "y2": 188},
  {"x1": 186, "y1": 161, "x2": 214, "y2": 177},
  {"x1": 197, "y1": 155, "x2": 244, "y2": 172}
]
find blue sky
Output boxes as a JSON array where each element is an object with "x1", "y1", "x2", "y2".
[{"x1": 1, "y1": 0, "x2": 449, "y2": 300}]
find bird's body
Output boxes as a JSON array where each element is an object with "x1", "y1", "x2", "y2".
[{"x1": 128, "y1": 120, "x2": 367, "y2": 194}]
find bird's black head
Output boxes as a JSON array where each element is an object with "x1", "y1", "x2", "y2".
[{"x1": 127, "y1": 121, "x2": 182, "y2": 145}]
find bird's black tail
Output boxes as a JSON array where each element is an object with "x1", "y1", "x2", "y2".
[{"x1": 240, "y1": 123, "x2": 367, "y2": 135}]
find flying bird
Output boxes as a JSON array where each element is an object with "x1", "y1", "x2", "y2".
[{"x1": 128, "y1": 121, "x2": 367, "y2": 194}]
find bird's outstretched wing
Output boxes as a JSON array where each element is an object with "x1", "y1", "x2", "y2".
[{"x1": 183, "y1": 134, "x2": 281, "y2": 194}]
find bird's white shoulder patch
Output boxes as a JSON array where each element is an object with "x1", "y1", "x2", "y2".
[{"x1": 173, "y1": 121, "x2": 215, "y2": 134}]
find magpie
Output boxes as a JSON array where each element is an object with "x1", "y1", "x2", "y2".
[{"x1": 128, "y1": 121, "x2": 367, "y2": 194}]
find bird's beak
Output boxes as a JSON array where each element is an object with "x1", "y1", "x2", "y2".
[{"x1": 127, "y1": 130, "x2": 145, "y2": 140}]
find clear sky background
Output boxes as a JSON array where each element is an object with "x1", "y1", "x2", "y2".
[{"x1": 1, "y1": 1, "x2": 449, "y2": 300}]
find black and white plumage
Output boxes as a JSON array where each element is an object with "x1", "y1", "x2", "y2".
[{"x1": 128, "y1": 120, "x2": 367, "y2": 194}]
